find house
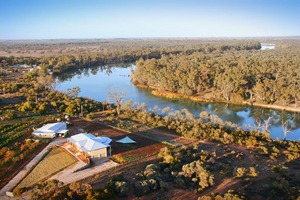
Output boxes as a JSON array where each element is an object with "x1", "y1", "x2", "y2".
[
  {"x1": 32, "y1": 122, "x2": 68, "y2": 138},
  {"x1": 67, "y1": 133, "x2": 112, "y2": 160}
]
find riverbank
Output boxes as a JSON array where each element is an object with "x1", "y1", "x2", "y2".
[{"x1": 135, "y1": 84, "x2": 300, "y2": 113}]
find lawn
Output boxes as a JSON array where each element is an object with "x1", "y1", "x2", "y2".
[{"x1": 17, "y1": 147, "x2": 77, "y2": 188}]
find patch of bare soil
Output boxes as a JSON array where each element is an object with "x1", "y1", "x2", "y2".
[
  {"x1": 130, "y1": 188, "x2": 199, "y2": 200},
  {"x1": 201, "y1": 177, "x2": 241, "y2": 196},
  {"x1": 68, "y1": 118, "x2": 167, "y2": 156},
  {"x1": 0, "y1": 95, "x2": 24, "y2": 105}
]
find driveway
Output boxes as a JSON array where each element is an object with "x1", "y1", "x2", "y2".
[{"x1": 49, "y1": 159, "x2": 119, "y2": 185}]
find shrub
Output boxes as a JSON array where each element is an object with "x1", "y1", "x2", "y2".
[
  {"x1": 13, "y1": 187, "x2": 27, "y2": 196},
  {"x1": 248, "y1": 167, "x2": 258, "y2": 177},
  {"x1": 180, "y1": 160, "x2": 214, "y2": 191},
  {"x1": 174, "y1": 177, "x2": 187, "y2": 188},
  {"x1": 235, "y1": 167, "x2": 247, "y2": 178},
  {"x1": 86, "y1": 113, "x2": 94, "y2": 120},
  {"x1": 114, "y1": 181, "x2": 128, "y2": 197},
  {"x1": 5, "y1": 110, "x2": 16, "y2": 120},
  {"x1": 133, "y1": 164, "x2": 162, "y2": 196},
  {"x1": 133, "y1": 180, "x2": 150, "y2": 196}
]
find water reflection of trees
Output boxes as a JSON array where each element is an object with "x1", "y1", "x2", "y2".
[
  {"x1": 157, "y1": 99, "x2": 245, "y2": 125},
  {"x1": 55, "y1": 63, "x2": 131, "y2": 82},
  {"x1": 248, "y1": 108, "x2": 300, "y2": 131},
  {"x1": 131, "y1": 91, "x2": 299, "y2": 129},
  {"x1": 177, "y1": 101, "x2": 245, "y2": 125}
]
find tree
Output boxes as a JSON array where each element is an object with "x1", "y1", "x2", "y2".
[
  {"x1": 102, "y1": 100, "x2": 108, "y2": 111},
  {"x1": 262, "y1": 116, "x2": 272, "y2": 135},
  {"x1": 282, "y1": 120, "x2": 293, "y2": 140},
  {"x1": 108, "y1": 89, "x2": 125, "y2": 115},
  {"x1": 214, "y1": 67, "x2": 246, "y2": 101},
  {"x1": 36, "y1": 75, "x2": 54, "y2": 90},
  {"x1": 67, "y1": 86, "x2": 81, "y2": 98},
  {"x1": 181, "y1": 160, "x2": 214, "y2": 191}
]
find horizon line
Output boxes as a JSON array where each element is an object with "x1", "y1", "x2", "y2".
[{"x1": 1, "y1": 35, "x2": 300, "y2": 42}]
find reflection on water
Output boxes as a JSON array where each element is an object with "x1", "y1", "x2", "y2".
[{"x1": 56, "y1": 65, "x2": 300, "y2": 141}]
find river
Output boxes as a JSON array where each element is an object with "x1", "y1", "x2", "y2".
[
  {"x1": 261, "y1": 43, "x2": 275, "y2": 50},
  {"x1": 56, "y1": 64, "x2": 300, "y2": 141}
]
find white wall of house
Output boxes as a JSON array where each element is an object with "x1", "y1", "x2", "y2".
[{"x1": 88, "y1": 148, "x2": 107, "y2": 159}]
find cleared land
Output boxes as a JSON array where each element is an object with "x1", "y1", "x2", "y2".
[
  {"x1": 16, "y1": 147, "x2": 77, "y2": 189},
  {"x1": 75, "y1": 118, "x2": 168, "y2": 163},
  {"x1": 101, "y1": 127, "x2": 167, "y2": 162}
]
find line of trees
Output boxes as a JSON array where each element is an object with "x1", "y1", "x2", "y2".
[{"x1": 0, "y1": 39, "x2": 261, "y2": 75}]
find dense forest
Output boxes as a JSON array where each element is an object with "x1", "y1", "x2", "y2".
[
  {"x1": 0, "y1": 39, "x2": 261, "y2": 75},
  {"x1": 132, "y1": 43, "x2": 300, "y2": 108}
]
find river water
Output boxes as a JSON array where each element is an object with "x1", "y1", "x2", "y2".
[
  {"x1": 56, "y1": 64, "x2": 300, "y2": 141},
  {"x1": 261, "y1": 43, "x2": 275, "y2": 50}
]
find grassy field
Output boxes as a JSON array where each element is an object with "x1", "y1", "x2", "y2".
[{"x1": 17, "y1": 147, "x2": 77, "y2": 189}]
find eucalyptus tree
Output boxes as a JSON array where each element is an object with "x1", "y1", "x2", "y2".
[{"x1": 108, "y1": 89, "x2": 125, "y2": 115}]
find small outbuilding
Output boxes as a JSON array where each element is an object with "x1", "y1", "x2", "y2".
[
  {"x1": 68, "y1": 133, "x2": 112, "y2": 160},
  {"x1": 116, "y1": 136, "x2": 136, "y2": 144},
  {"x1": 32, "y1": 122, "x2": 68, "y2": 138}
]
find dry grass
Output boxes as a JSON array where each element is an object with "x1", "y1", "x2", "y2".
[
  {"x1": 152, "y1": 89, "x2": 213, "y2": 102},
  {"x1": 17, "y1": 147, "x2": 77, "y2": 188},
  {"x1": 152, "y1": 90, "x2": 185, "y2": 99}
]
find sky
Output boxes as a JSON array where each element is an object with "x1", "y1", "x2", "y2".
[{"x1": 0, "y1": 0, "x2": 299, "y2": 39}]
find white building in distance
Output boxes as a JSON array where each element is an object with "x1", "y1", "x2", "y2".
[{"x1": 32, "y1": 122, "x2": 68, "y2": 138}]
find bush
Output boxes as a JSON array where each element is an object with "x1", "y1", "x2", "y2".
[
  {"x1": 5, "y1": 110, "x2": 16, "y2": 120},
  {"x1": 13, "y1": 187, "x2": 27, "y2": 196},
  {"x1": 174, "y1": 177, "x2": 187, "y2": 188},
  {"x1": 248, "y1": 167, "x2": 258, "y2": 177},
  {"x1": 114, "y1": 181, "x2": 128, "y2": 197},
  {"x1": 92, "y1": 188, "x2": 115, "y2": 200},
  {"x1": 86, "y1": 113, "x2": 94, "y2": 120},
  {"x1": 235, "y1": 167, "x2": 247, "y2": 178},
  {"x1": 133, "y1": 164, "x2": 162, "y2": 196},
  {"x1": 198, "y1": 190, "x2": 246, "y2": 200},
  {"x1": 133, "y1": 180, "x2": 150, "y2": 196}
]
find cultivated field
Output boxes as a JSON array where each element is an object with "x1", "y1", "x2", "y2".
[{"x1": 0, "y1": 112, "x2": 59, "y2": 190}]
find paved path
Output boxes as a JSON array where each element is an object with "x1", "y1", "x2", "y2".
[
  {"x1": 49, "y1": 159, "x2": 119, "y2": 185},
  {"x1": 0, "y1": 138, "x2": 67, "y2": 198}
]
